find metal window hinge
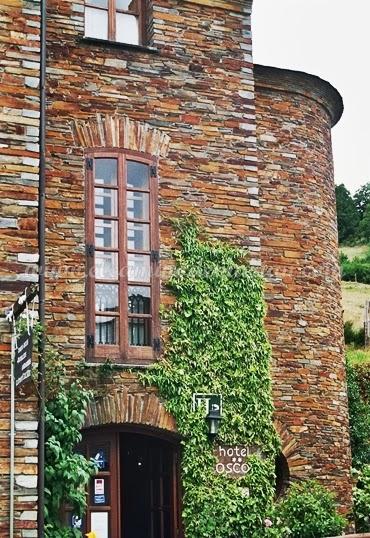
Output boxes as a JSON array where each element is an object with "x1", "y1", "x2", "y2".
[
  {"x1": 151, "y1": 250, "x2": 160, "y2": 263},
  {"x1": 86, "y1": 157, "x2": 93, "y2": 170},
  {"x1": 86, "y1": 244, "x2": 95, "y2": 257},
  {"x1": 87, "y1": 334, "x2": 95, "y2": 348},
  {"x1": 150, "y1": 165, "x2": 157, "y2": 177},
  {"x1": 153, "y1": 337, "x2": 161, "y2": 353}
]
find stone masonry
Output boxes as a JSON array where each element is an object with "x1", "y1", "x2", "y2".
[
  {"x1": 0, "y1": 0, "x2": 352, "y2": 534},
  {"x1": 0, "y1": 0, "x2": 40, "y2": 535}
]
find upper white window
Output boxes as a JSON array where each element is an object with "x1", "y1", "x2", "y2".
[{"x1": 85, "y1": 0, "x2": 143, "y2": 45}]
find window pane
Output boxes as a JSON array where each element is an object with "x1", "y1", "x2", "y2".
[
  {"x1": 116, "y1": 0, "x2": 137, "y2": 10},
  {"x1": 95, "y1": 188, "x2": 118, "y2": 217},
  {"x1": 127, "y1": 222, "x2": 150, "y2": 250},
  {"x1": 85, "y1": 7, "x2": 108, "y2": 40},
  {"x1": 91, "y1": 446, "x2": 109, "y2": 471},
  {"x1": 86, "y1": 0, "x2": 107, "y2": 7},
  {"x1": 128, "y1": 317, "x2": 151, "y2": 346},
  {"x1": 116, "y1": 13, "x2": 139, "y2": 45},
  {"x1": 95, "y1": 219, "x2": 118, "y2": 248},
  {"x1": 127, "y1": 161, "x2": 149, "y2": 190},
  {"x1": 128, "y1": 253, "x2": 150, "y2": 283},
  {"x1": 127, "y1": 191, "x2": 149, "y2": 220},
  {"x1": 95, "y1": 284, "x2": 119, "y2": 312},
  {"x1": 95, "y1": 159, "x2": 117, "y2": 185},
  {"x1": 96, "y1": 316, "x2": 118, "y2": 345},
  {"x1": 128, "y1": 286, "x2": 151, "y2": 314},
  {"x1": 95, "y1": 251, "x2": 118, "y2": 279}
]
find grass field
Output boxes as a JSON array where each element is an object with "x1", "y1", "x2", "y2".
[
  {"x1": 340, "y1": 244, "x2": 369, "y2": 260},
  {"x1": 347, "y1": 347, "x2": 370, "y2": 365},
  {"x1": 341, "y1": 281, "x2": 370, "y2": 329}
]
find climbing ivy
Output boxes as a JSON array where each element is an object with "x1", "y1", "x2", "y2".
[
  {"x1": 140, "y1": 216, "x2": 280, "y2": 537},
  {"x1": 44, "y1": 349, "x2": 96, "y2": 538}
]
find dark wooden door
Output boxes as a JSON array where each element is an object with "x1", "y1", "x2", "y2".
[{"x1": 70, "y1": 429, "x2": 181, "y2": 538}]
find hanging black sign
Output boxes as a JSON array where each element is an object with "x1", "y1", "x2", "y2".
[{"x1": 14, "y1": 331, "x2": 33, "y2": 388}]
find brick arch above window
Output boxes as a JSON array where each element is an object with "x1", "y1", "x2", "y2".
[{"x1": 71, "y1": 114, "x2": 171, "y2": 157}]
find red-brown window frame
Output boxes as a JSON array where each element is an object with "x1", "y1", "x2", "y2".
[
  {"x1": 84, "y1": 0, "x2": 147, "y2": 45},
  {"x1": 85, "y1": 148, "x2": 160, "y2": 365}
]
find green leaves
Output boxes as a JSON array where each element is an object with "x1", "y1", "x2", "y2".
[
  {"x1": 45, "y1": 356, "x2": 96, "y2": 538},
  {"x1": 140, "y1": 218, "x2": 280, "y2": 537},
  {"x1": 276, "y1": 480, "x2": 346, "y2": 538}
]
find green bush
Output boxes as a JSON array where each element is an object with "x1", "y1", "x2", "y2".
[
  {"x1": 353, "y1": 465, "x2": 370, "y2": 532},
  {"x1": 346, "y1": 360, "x2": 370, "y2": 467},
  {"x1": 344, "y1": 321, "x2": 365, "y2": 347},
  {"x1": 341, "y1": 258, "x2": 370, "y2": 284},
  {"x1": 277, "y1": 480, "x2": 346, "y2": 538}
]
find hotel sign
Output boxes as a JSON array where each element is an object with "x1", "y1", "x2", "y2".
[{"x1": 214, "y1": 445, "x2": 260, "y2": 479}]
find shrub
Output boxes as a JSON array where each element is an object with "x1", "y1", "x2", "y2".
[
  {"x1": 277, "y1": 480, "x2": 346, "y2": 538},
  {"x1": 353, "y1": 465, "x2": 370, "y2": 532},
  {"x1": 341, "y1": 258, "x2": 370, "y2": 284},
  {"x1": 344, "y1": 321, "x2": 365, "y2": 347},
  {"x1": 346, "y1": 360, "x2": 370, "y2": 467}
]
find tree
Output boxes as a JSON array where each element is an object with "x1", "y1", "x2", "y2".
[
  {"x1": 335, "y1": 183, "x2": 360, "y2": 243},
  {"x1": 358, "y1": 203, "x2": 370, "y2": 243},
  {"x1": 354, "y1": 182, "x2": 370, "y2": 219}
]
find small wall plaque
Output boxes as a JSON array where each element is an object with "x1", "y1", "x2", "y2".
[{"x1": 214, "y1": 445, "x2": 260, "y2": 479}]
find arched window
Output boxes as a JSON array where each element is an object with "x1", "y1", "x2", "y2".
[
  {"x1": 85, "y1": 150, "x2": 160, "y2": 364},
  {"x1": 275, "y1": 452, "x2": 290, "y2": 498}
]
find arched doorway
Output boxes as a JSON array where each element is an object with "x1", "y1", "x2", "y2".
[{"x1": 67, "y1": 426, "x2": 182, "y2": 538}]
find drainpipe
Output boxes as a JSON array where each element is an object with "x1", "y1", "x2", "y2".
[
  {"x1": 9, "y1": 335, "x2": 15, "y2": 538},
  {"x1": 38, "y1": 0, "x2": 47, "y2": 531}
]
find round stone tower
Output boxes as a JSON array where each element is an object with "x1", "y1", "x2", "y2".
[{"x1": 255, "y1": 65, "x2": 352, "y2": 509}]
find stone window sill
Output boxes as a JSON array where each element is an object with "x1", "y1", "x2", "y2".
[{"x1": 80, "y1": 37, "x2": 158, "y2": 54}]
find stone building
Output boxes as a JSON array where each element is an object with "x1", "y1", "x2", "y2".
[{"x1": 0, "y1": 0, "x2": 351, "y2": 535}]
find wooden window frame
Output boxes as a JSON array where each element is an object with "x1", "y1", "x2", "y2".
[
  {"x1": 84, "y1": 0, "x2": 146, "y2": 45},
  {"x1": 85, "y1": 148, "x2": 160, "y2": 365}
]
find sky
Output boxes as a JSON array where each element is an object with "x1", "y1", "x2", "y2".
[{"x1": 252, "y1": 0, "x2": 370, "y2": 195}]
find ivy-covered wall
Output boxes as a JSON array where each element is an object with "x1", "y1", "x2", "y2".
[{"x1": 140, "y1": 218, "x2": 280, "y2": 537}]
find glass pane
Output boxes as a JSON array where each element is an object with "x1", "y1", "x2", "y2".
[
  {"x1": 96, "y1": 316, "x2": 118, "y2": 345},
  {"x1": 68, "y1": 513, "x2": 84, "y2": 530},
  {"x1": 95, "y1": 219, "x2": 118, "y2": 248},
  {"x1": 95, "y1": 251, "x2": 118, "y2": 279},
  {"x1": 128, "y1": 286, "x2": 151, "y2": 314},
  {"x1": 116, "y1": 0, "x2": 137, "y2": 9},
  {"x1": 95, "y1": 188, "x2": 118, "y2": 217},
  {"x1": 128, "y1": 253, "x2": 150, "y2": 283},
  {"x1": 92, "y1": 477, "x2": 109, "y2": 505},
  {"x1": 85, "y1": 7, "x2": 108, "y2": 40},
  {"x1": 91, "y1": 446, "x2": 109, "y2": 471},
  {"x1": 95, "y1": 284, "x2": 119, "y2": 312},
  {"x1": 95, "y1": 159, "x2": 117, "y2": 185},
  {"x1": 86, "y1": 0, "x2": 107, "y2": 7},
  {"x1": 127, "y1": 161, "x2": 149, "y2": 189},
  {"x1": 127, "y1": 191, "x2": 149, "y2": 220},
  {"x1": 128, "y1": 317, "x2": 151, "y2": 346},
  {"x1": 116, "y1": 13, "x2": 139, "y2": 45},
  {"x1": 127, "y1": 222, "x2": 150, "y2": 251}
]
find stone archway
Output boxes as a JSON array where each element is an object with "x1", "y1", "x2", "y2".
[
  {"x1": 84, "y1": 384, "x2": 177, "y2": 434},
  {"x1": 274, "y1": 418, "x2": 308, "y2": 481}
]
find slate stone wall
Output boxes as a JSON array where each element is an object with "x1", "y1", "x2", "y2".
[
  {"x1": 255, "y1": 65, "x2": 352, "y2": 509},
  {"x1": 0, "y1": 1, "x2": 353, "y2": 534},
  {"x1": 0, "y1": 0, "x2": 40, "y2": 534}
]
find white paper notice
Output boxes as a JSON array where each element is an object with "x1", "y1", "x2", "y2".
[
  {"x1": 91, "y1": 512, "x2": 109, "y2": 538},
  {"x1": 94, "y1": 478, "x2": 105, "y2": 495}
]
